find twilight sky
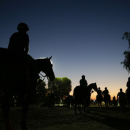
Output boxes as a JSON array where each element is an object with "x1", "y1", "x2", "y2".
[{"x1": 0, "y1": 0, "x2": 130, "y2": 99}]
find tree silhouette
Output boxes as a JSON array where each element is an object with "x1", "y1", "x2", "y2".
[
  {"x1": 121, "y1": 32, "x2": 130, "y2": 72},
  {"x1": 48, "y1": 77, "x2": 72, "y2": 99}
]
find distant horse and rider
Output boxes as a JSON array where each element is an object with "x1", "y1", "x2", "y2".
[
  {"x1": 117, "y1": 88, "x2": 126, "y2": 113},
  {"x1": 102, "y1": 87, "x2": 111, "y2": 108},
  {"x1": 117, "y1": 77, "x2": 130, "y2": 114},
  {"x1": 74, "y1": 83, "x2": 98, "y2": 114},
  {"x1": 112, "y1": 96, "x2": 117, "y2": 107},
  {"x1": 0, "y1": 23, "x2": 55, "y2": 130},
  {"x1": 96, "y1": 87, "x2": 103, "y2": 108},
  {"x1": 96, "y1": 87, "x2": 111, "y2": 108},
  {"x1": 73, "y1": 75, "x2": 98, "y2": 114}
]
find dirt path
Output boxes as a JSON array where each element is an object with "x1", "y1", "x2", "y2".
[{"x1": 0, "y1": 107, "x2": 130, "y2": 130}]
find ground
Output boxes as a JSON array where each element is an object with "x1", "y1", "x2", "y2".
[{"x1": 0, "y1": 106, "x2": 130, "y2": 130}]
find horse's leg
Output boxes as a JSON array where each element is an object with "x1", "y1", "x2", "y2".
[
  {"x1": 75, "y1": 99, "x2": 77, "y2": 114},
  {"x1": 98, "y1": 101, "x2": 100, "y2": 107},
  {"x1": 78, "y1": 104, "x2": 82, "y2": 114},
  {"x1": 2, "y1": 94, "x2": 13, "y2": 130},
  {"x1": 100, "y1": 101, "x2": 102, "y2": 109},
  {"x1": 105, "y1": 101, "x2": 108, "y2": 108},
  {"x1": 99, "y1": 101, "x2": 101, "y2": 109},
  {"x1": 21, "y1": 95, "x2": 28, "y2": 130},
  {"x1": 120, "y1": 103, "x2": 123, "y2": 113},
  {"x1": 87, "y1": 99, "x2": 90, "y2": 112},
  {"x1": 78, "y1": 98, "x2": 82, "y2": 114},
  {"x1": 84, "y1": 99, "x2": 86, "y2": 112}
]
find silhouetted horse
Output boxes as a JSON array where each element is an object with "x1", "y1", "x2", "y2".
[
  {"x1": 103, "y1": 94, "x2": 111, "y2": 108},
  {"x1": 111, "y1": 96, "x2": 117, "y2": 107},
  {"x1": 73, "y1": 83, "x2": 98, "y2": 114},
  {"x1": 126, "y1": 88, "x2": 130, "y2": 113},
  {"x1": 96, "y1": 93, "x2": 103, "y2": 109},
  {"x1": 0, "y1": 48, "x2": 55, "y2": 130}
]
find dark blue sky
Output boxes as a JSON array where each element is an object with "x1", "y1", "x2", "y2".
[{"x1": 0, "y1": 0, "x2": 130, "y2": 99}]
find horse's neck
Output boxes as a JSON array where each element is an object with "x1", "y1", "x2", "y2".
[
  {"x1": 87, "y1": 85, "x2": 92, "y2": 92},
  {"x1": 35, "y1": 59, "x2": 43, "y2": 73}
]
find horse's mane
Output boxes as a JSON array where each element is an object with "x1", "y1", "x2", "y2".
[
  {"x1": 35, "y1": 57, "x2": 53, "y2": 65},
  {"x1": 88, "y1": 83, "x2": 96, "y2": 86},
  {"x1": 35, "y1": 57, "x2": 47, "y2": 60}
]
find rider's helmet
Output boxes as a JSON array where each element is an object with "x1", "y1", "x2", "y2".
[
  {"x1": 105, "y1": 87, "x2": 107, "y2": 90},
  {"x1": 128, "y1": 77, "x2": 130, "y2": 81},
  {"x1": 17, "y1": 23, "x2": 29, "y2": 31},
  {"x1": 82, "y1": 75, "x2": 85, "y2": 78}
]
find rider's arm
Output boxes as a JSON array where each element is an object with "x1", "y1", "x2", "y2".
[
  {"x1": 86, "y1": 80, "x2": 88, "y2": 86},
  {"x1": 24, "y1": 33, "x2": 29, "y2": 54},
  {"x1": 24, "y1": 42, "x2": 29, "y2": 54}
]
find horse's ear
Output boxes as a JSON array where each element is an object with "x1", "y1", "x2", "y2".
[{"x1": 49, "y1": 56, "x2": 52, "y2": 60}]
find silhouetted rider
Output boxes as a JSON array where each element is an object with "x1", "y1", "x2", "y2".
[
  {"x1": 8, "y1": 23, "x2": 39, "y2": 85},
  {"x1": 79, "y1": 75, "x2": 88, "y2": 88},
  {"x1": 8, "y1": 23, "x2": 29, "y2": 54},
  {"x1": 103, "y1": 87, "x2": 109, "y2": 96},
  {"x1": 97, "y1": 87, "x2": 102, "y2": 95},
  {"x1": 117, "y1": 88, "x2": 126, "y2": 112}
]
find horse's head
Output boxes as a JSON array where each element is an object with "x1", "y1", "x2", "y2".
[
  {"x1": 88, "y1": 83, "x2": 98, "y2": 92},
  {"x1": 36, "y1": 56, "x2": 55, "y2": 81}
]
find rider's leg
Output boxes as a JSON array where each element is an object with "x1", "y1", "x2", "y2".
[{"x1": 20, "y1": 53, "x2": 39, "y2": 86}]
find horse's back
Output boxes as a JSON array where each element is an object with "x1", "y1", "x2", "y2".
[{"x1": 74, "y1": 86, "x2": 85, "y2": 98}]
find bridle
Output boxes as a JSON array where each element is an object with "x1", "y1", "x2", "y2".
[{"x1": 39, "y1": 72, "x2": 49, "y2": 80}]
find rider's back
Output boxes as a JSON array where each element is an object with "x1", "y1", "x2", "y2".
[
  {"x1": 80, "y1": 79, "x2": 87, "y2": 87},
  {"x1": 103, "y1": 90, "x2": 108, "y2": 95},
  {"x1": 117, "y1": 92, "x2": 125, "y2": 102},
  {"x1": 98, "y1": 90, "x2": 102, "y2": 95},
  {"x1": 8, "y1": 32, "x2": 29, "y2": 53}
]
